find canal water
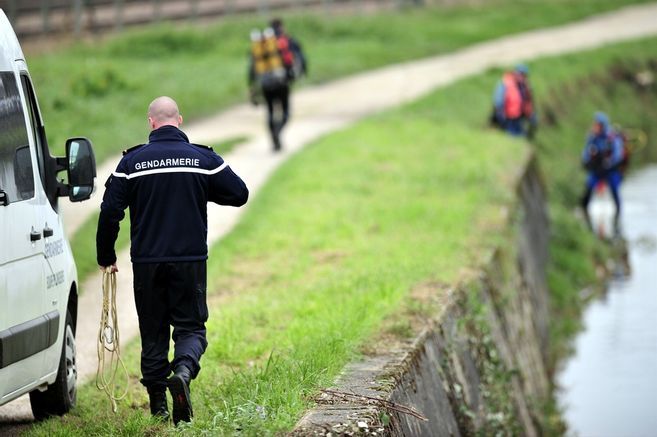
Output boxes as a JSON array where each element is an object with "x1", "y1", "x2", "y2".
[{"x1": 557, "y1": 165, "x2": 657, "y2": 436}]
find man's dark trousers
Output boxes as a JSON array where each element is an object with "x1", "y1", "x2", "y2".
[
  {"x1": 133, "y1": 261, "x2": 208, "y2": 390},
  {"x1": 263, "y1": 85, "x2": 290, "y2": 149}
]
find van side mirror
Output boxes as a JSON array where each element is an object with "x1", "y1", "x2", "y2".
[{"x1": 66, "y1": 137, "x2": 96, "y2": 202}]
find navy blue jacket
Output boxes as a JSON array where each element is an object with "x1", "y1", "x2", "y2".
[
  {"x1": 581, "y1": 129, "x2": 624, "y2": 175},
  {"x1": 96, "y1": 125, "x2": 249, "y2": 265}
]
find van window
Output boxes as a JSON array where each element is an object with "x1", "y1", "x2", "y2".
[
  {"x1": 0, "y1": 71, "x2": 34, "y2": 203},
  {"x1": 21, "y1": 75, "x2": 46, "y2": 190}
]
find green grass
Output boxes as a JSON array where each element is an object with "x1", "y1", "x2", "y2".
[
  {"x1": 27, "y1": 35, "x2": 657, "y2": 435},
  {"x1": 29, "y1": 0, "x2": 650, "y2": 163}
]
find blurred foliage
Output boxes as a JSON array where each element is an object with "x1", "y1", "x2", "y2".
[
  {"x1": 26, "y1": 0, "x2": 652, "y2": 163},
  {"x1": 70, "y1": 65, "x2": 133, "y2": 97},
  {"x1": 106, "y1": 27, "x2": 218, "y2": 57}
]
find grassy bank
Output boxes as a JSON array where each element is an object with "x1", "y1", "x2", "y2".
[
  {"x1": 27, "y1": 36, "x2": 657, "y2": 436},
  {"x1": 533, "y1": 56, "x2": 657, "y2": 368}
]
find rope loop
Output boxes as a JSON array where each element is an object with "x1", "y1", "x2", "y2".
[{"x1": 96, "y1": 270, "x2": 129, "y2": 413}]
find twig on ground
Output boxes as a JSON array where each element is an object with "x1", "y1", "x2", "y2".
[{"x1": 319, "y1": 388, "x2": 428, "y2": 422}]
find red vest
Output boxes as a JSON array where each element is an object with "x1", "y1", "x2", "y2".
[{"x1": 503, "y1": 73, "x2": 522, "y2": 119}]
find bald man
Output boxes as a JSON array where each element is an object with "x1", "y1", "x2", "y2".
[{"x1": 96, "y1": 96, "x2": 249, "y2": 424}]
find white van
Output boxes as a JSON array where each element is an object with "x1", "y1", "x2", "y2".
[{"x1": 0, "y1": 10, "x2": 96, "y2": 419}]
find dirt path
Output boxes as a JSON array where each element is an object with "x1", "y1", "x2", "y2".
[{"x1": 2, "y1": 2, "x2": 657, "y2": 427}]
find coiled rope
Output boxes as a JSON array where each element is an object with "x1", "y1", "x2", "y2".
[
  {"x1": 96, "y1": 270, "x2": 129, "y2": 413},
  {"x1": 624, "y1": 127, "x2": 648, "y2": 153}
]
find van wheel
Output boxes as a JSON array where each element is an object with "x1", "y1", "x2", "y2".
[{"x1": 30, "y1": 310, "x2": 77, "y2": 420}]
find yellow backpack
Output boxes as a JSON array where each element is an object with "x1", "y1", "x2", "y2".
[{"x1": 251, "y1": 28, "x2": 287, "y2": 90}]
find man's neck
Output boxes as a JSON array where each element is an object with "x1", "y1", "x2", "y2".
[{"x1": 152, "y1": 123, "x2": 179, "y2": 131}]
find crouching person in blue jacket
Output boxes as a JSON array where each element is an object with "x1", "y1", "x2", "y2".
[
  {"x1": 581, "y1": 111, "x2": 625, "y2": 228},
  {"x1": 96, "y1": 96, "x2": 249, "y2": 425}
]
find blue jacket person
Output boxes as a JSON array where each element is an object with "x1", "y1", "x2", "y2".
[
  {"x1": 96, "y1": 96, "x2": 249, "y2": 424},
  {"x1": 580, "y1": 111, "x2": 624, "y2": 226},
  {"x1": 248, "y1": 18, "x2": 307, "y2": 151}
]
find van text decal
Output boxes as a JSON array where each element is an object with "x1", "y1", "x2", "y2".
[
  {"x1": 46, "y1": 271, "x2": 65, "y2": 289},
  {"x1": 45, "y1": 239, "x2": 64, "y2": 259}
]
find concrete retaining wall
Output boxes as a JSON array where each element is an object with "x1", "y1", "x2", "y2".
[{"x1": 293, "y1": 154, "x2": 551, "y2": 436}]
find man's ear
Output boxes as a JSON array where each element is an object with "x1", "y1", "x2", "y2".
[{"x1": 179, "y1": 115, "x2": 183, "y2": 125}]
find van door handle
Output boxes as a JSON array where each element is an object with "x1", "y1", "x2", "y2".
[
  {"x1": 30, "y1": 228, "x2": 42, "y2": 241},
  {"x1": 43, "y1": 226, "x2": 54, "y2": 238}
]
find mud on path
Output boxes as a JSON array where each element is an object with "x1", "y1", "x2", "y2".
[{"x1": 2, "y1": 2, "x2": 657, "y2": 428}]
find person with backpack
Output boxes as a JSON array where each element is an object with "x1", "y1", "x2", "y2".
[
  {"x1": 248, "y1": 18, "x2": 307, "y2": 151},
  {"x1": 580, "y1": 111, "x2": 625, "y2": 227},
  {"x1": 491, "y1": 64, "x2": 537, "y2": 138}
]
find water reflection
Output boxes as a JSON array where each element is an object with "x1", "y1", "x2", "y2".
[{"x1": 557, "y1": 165, "x2": 657, "y2": 436}]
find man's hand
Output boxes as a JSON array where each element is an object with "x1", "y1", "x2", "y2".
[{"x1": 99, "y1": 264, "x2": 118, "y2": 273}]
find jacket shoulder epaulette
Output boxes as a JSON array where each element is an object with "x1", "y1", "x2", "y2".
[
  {"x1": 122, "y1": 144, "x2": 146, "y2": 156},
  {"x1": 191, "y1": 143, "x2": 213, "y2": 151}
]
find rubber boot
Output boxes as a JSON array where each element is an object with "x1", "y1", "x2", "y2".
[
  {"x1": 273, "y1": 133, "x2": 282, "y2": 152},
  {"x1": 147, "y1": 387, "x2": 169, "y2": 421},
  {"x1": 272, "y1": 119, "x2": 284, "y2": 152},
  {"x1": 581, "y1": 189, "x2": 593, "y2": 230},
  {"x1": 272, "y1": 126, "x2": 282, "y2": 152},
  {"x1": 167, "y1": 365, "x2": 193, "y2": 425},
  {"x1": 613, "y1": 211, "x2": 622, "y2": 238}
]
